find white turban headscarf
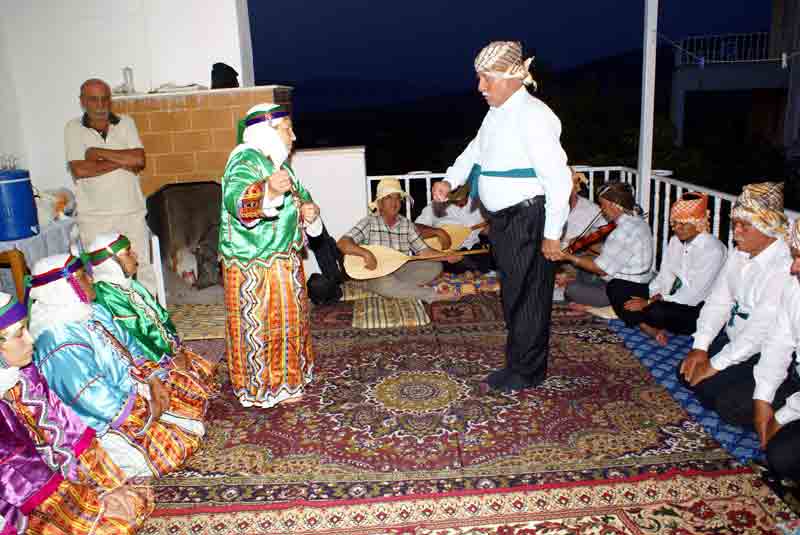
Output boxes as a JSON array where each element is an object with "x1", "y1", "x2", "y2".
[
  {"x1": 29, "y1": 254, "x2": 93, "y2": 340},
  {"x1": 87, "y1": 232, "x2": 132, "y2": 289},
  {"x1": 235, "y1": 103, "x2": 291, "y2": 169},
  {"x1": 0, "y1": 291, "x2": 21, "y2": 397}
]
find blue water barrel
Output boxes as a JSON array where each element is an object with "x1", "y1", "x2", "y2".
[{"x1": 0, "y1": 170, "x2": 39, "y2": 241}]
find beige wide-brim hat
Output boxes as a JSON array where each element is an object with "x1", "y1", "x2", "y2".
[{"x1": 369, "y1": 178, "x2": 409, "y2": 211}]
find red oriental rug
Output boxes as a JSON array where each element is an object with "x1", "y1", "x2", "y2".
[
  {"x1": 144, "y1": 469, "x2": 792, "y2": 534},
  {"x1": 150, "y1": 297, "x2": 795, "y2": 534}
]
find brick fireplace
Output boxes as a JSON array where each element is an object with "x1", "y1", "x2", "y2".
[{"x1": 112, "y1": 86, "x2": 292, "y2": 259}]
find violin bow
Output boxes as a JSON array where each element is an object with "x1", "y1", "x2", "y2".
[{"x1": 562, "y1": 211, "x2": 604, "y2": 253}]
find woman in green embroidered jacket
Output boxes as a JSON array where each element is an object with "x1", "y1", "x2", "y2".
[
  {"x1": 218, "y1": 103, "x2": 322, "y2": 408},
  {"x1": 85, "y1": 232, "x2": 218, "y2": 397}
]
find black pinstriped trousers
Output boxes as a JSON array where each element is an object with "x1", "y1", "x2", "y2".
[{"x1": 487, "y1": 196, "x2": 555, "y2": 386}]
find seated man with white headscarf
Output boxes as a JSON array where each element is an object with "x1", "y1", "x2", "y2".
[
  {"x1": 679, "y1": 182, "x2": 792, "y2": 424},
  {"x1": 85, "y1": 232, "x2": 217, "y2": 394},
  {"x1": 746, "y1": 217, "x2": 800, "y2": 485},
  {"x1": 28, "y1": 253, "x2": 207, "y2": 479}
]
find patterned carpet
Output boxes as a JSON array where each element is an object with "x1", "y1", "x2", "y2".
[
  {"x1": 607, "y1": 320, "x2": 763, "y2": 464},
  {"x1": 148, "y1": 296, "x2": 796, "y2": 534}
]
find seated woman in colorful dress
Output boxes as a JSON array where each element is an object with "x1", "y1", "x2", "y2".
[
  {"x1": 28, "y1": 253, "x2": 208, "y2": 479},
  {"x1": 85, "y1": 232, "x2": 217, "y2": 393},
  {"x1": 0, "y1": 291, "x2": 153, "y2": 535}
]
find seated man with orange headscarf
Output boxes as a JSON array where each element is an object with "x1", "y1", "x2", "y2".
[
  {"x1": 338, "y1": 178, "x2": 460, "y2": 302},
  {"x1": 617, "y1": 192, "x2": 727, "y2": 345}
]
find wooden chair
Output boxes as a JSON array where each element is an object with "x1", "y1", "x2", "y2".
[{"x1": 0, "y1": 249, "x2": 27, "y2": 302}]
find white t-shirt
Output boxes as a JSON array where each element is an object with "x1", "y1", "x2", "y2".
[
  {"x1": 561, "y1": 195, "x2": 606, "y2": 246},
  {"x1": 415, "y1": 202, "x2": 486, "y2": 249},
  {"x1": 65, "y1": 114, "x2": 145, "y2": 216}
]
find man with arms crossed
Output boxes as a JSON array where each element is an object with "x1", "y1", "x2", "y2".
[{"x1": 65, "y1": 78, "x2": 156, "y2": 295}]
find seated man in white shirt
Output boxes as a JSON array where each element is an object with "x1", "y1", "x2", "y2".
[
  {"x1": 561, "y1": 169, "x2": 607, "y2": 248},
  {"x1": 414, "y1": 183, "x2": 492, "y2": 275},
  {"x1": 555, "y1": 169, "x2": 607, "y2": 291},
  {"x1": 679, "y1": 182, "x2": 792, "y2": 421},
  {"x1": 554, "y1": 182, "x2": 653, "y2": 309},
  {"x1": 743, "y1": 219, "x2": 800, "y2": 485},
  {"x1": 619, "y1": 192, "x2": 727, "y2": 345}
]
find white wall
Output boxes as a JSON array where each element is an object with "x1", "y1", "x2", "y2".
[
  {"x1": 291, "y1": 146, "x2": 368, "y2": 276},
  {"x1": 0, "y1": 0, "x2": 252, "y2": 192},
  {"x1": 0, "y1": 24, "x2": 25, "y2": 168}
]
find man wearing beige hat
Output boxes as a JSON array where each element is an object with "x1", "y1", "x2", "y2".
[
  {"x1": 338, "y1": 178, "x2": 459, "y2": 302},
  {"x1": 432, "y1": 41, "x2": 572, "y2": 392},
  {"x1": 679, "y1": 182, "x2": 792, "y2": 425}
]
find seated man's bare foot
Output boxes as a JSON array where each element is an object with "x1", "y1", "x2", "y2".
[
  {"x1": 654, "y1": 330, "x2": 669, "y2": 346},
  {"x1": 640, "y1": 324, "x2": 669, "y2": 346},
  {"x1": 567, "y1": 302, "x2": 590, "y2": 312}
]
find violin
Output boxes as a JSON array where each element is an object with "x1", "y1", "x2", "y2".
[{"x1": 565, "y1": 222, "x2": 616, "y2": 255}]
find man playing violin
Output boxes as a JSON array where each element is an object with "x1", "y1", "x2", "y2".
[
  {"x1": 338, "y1": 178, "x2": 460, "y2": 302},
  {"x1": 552, "y1": 182, "x2": 653, "y2": 310},
  {"x1": 620, "y1": 192, "x2": 726, "y2": 345},
  {"x1": 415, "y1": 183, "x2": 493, "y2": 276},
  {"x1": 561, "y1": 168, "x2": 607, "y2": 249},
  {"x1": 555, "y1": 168, "x2": 608, "y2": 289}
]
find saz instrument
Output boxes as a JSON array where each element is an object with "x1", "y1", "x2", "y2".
[
  {"x1": 344, "y1": 245, "x2": 490, "y2": 280},
  {"x1": 424, "y1": 222, "x2": 489, "y2": 251}
]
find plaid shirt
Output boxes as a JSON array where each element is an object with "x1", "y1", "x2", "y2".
[
  {"x1": 595, "y1": 213, "x2": 653, "y2": 283},
  {"x1": 345, "y1": 214, "x2": 427, "y2": 255}
]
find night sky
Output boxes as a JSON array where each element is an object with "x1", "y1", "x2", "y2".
[{"x1": 249, "y1": 0, "x2": 771, "y2": 107}]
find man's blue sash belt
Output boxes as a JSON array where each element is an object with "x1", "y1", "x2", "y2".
[{"x1": 467, "y1": 164, "x2": 537, "y2": 199}]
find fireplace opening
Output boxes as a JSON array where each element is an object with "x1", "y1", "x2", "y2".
[{"x1": 147, "y1": 182, "x2": 221, "y2": 294}]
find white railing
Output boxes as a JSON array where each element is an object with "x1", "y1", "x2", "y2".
[
  {"x1": 367, "y1": 166, "x2": 800, "y2": 264},
  {"x1": 676, "y1": 32, "x2": 772, "y2": 66}
]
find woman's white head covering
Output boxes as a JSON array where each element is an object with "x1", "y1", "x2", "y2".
[
  {"x1": 238, "y1": 103, "x2": 291, "y2": 168},
  {"x1": 87, "y1": 232, "x2": 132, "y2": 289},
  {"x1": 0, "y1": 291, "x2": 21, "y2": 396},
  {"x1": 28, "y1": 254, "x2": 92, "y2": 340}
]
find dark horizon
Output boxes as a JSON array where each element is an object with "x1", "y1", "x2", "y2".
[{"x1": 249, "y1": 0, "x2": 771, "y2": 113}]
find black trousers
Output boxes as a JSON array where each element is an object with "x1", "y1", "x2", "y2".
[
  {"x1": 606, "y1": 279, "x2": 703, "y2": 335},
  {"x1": 487, "y1": 197, "x2": 554, "y2": 385},
  {"x1": 767, "y1": 420, "x2": 800, "y2": 481},
  {"x1": 679, "y1": 332, "x2": 791, "y2": 427}
]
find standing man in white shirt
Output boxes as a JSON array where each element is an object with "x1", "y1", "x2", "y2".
[
  {"x1": 65, "y1": 78, "x2": 156, "y2": 295},
  {"x1": 679, "y1": 182, "x2": 792, "y2": 419},
  {"x1": 620, "y1": 192, "x2": 727, "y2": 345},
  {"x1": 432, "y1": 41, "x2": 572, "y2": 392}
]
